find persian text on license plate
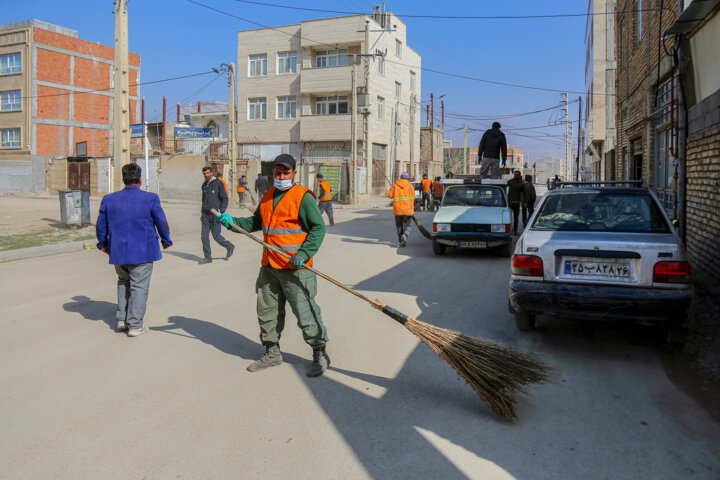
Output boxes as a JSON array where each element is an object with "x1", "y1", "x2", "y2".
[
  {"x1": 564, "y1": 259, "x2": 630, "y2": 278},
  {"x1": 458, "y1": 241, "x2": 487, "y2": 248}
]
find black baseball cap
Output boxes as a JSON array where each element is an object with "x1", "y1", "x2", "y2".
[{"x1": 273, "y1": 153, "x2": 296, "y2": 170}]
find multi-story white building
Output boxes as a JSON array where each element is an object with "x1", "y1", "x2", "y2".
[{"x1": 236, "y1": 11, "x2": 421, "y2": 201}]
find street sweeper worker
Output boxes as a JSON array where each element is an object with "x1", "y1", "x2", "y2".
[
  {"x1": 420, "y1": 174, "x2": 433, "y2": 211},
  {"x1": 217, "y1": 153, "x2": 330, "y2": 377},
  {"x1": 316, "y1": 173, "x2": 334, "y2": 226},
  {"x1": 388, "y1": 172, "x2": 415, "y2": 247}
]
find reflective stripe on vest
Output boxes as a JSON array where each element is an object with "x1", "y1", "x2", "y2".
[
  {"x1": 389, "y1": 180, "x2": 415, "y2": 216},
  {"x1": 237, "y1": 181, "x2": 246, "y2": 192},
  {"x1": 259, "y1": 185, "x2": 313, "y2": 269},
  {"x1": 319, "y1": 180, "x2": 332, "y2": 201},
  {"x1": 421, "y1": 178, "x2": 432, "y2": 193},
  {"x1": 432, "y1": 181, "x2": 443, "y2": 196}
]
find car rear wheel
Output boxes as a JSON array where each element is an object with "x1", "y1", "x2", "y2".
[
  {"x1": 432, "y1": 240, "x2": 446, "y2": 255},
  {"x1": 498, "y1": 242, "x2": 512, "y2": 258},
  {"x1": 514, "y1": 312, "x2": 537, "y2": 331}
]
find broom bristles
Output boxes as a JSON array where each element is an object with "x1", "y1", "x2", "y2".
[{"x1": 404, "y1": 317, "x2": 554, "y2": 420}]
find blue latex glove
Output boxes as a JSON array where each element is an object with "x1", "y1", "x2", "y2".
[
  {"x1": 289, "y1": 253, "x2": 305, "y2": 269},
  {"x1": 218, "y1": 213, "x2": 234, "y2": 228}
]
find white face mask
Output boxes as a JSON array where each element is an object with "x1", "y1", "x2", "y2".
[{"x1": 274, "y1": 179, "x2": 293, "y2": 191}]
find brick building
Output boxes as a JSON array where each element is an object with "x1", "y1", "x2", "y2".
[{"x1": 0, "y1": 20, "x2": 140, "y2": 193}]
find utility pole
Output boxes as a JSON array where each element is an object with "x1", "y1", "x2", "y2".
[
  {"x1": 576, "y1": 96, "x2": 582, "y2": 181},
  {"x1": 409, "y1": 93, "x2": 415, "y2": 181},
  {"x1": 430, "y1": 92, "x2": 434, "y2": 178},
  {"x1": 363, "y1": 20, "x2": 370, "y2": 194},
  {"x1": 350, "y1": 63, "x2": 357, "y2": 203},
  {"x1": 227, "y1": 62, "x2": 236, "y2": 201},
  {"x1": 463, "y1": 124, "x2": 468, "y2": 175},
  {"x1": 112, "y1": 0, "x2": 129, "y2": 192},
  {"x1": 564, "y1": 92, "x2": 569, "y2": 179}
]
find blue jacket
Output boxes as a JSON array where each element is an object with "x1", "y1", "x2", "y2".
[{"x1": 96, "y1": 185, "x2": 172, "y2": 265}]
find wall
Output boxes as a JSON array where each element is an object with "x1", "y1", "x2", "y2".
[{"x1": 158, "y1": 154, "x2": 206, "y2": 200}]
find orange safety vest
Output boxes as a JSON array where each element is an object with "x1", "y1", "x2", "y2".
[
  {"x1": 237, "y1": 180, "x2": 246, "y2": 193},
  {"x1": 432, "y1": 181, "x2": 443, "y2": 196},
  {"x1": 421, "y1": 178, "x2": 432, "y2": 194},
  {"x1": 259, "y1": 185, "x2": 314, "y2": 269},
  {"x1": 219, "y1": 177, "x2": 229, "y2": 196},
  {"x1": 319, "y1": 180, "x2": 332, "y2": 201},
  {"x1": 388, "y1": 179, "x2": 415, "y2": 216}
]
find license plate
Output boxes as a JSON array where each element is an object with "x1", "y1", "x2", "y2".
[
  {"x1": 458, "y1": 241, "x2": 487, "y2": 248},
  {"x1": 564, "y1": 259, "x2": 631, "y2": 278}
]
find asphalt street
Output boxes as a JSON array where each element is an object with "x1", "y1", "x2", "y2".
[{"x1": 1, "y1": 202, "x2": 719, "y2": 479}]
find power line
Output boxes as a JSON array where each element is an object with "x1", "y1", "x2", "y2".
[{"x1": 234, "y1": 0, "x2": 663, "y2": 20}]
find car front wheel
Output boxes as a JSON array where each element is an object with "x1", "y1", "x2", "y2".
[
  {"x1": 432, "y1": 240, "x2": 446, "y2": 255},
  {"x1": 514, "y1": 312, "x2": 537, "y2": 331}
]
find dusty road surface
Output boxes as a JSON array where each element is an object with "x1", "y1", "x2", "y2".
[{"x1": 1, "y1": 204, "x2": 719, "y2": 479}]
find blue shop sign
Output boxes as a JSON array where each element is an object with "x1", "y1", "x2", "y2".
[
  {"x1": 174, "y1": 127, "x2": 214, "y2": 138},
  {"x1": 130, "y1": 123, "x2": 145, "y2": 138}
]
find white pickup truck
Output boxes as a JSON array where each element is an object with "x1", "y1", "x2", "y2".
[{"x1": 431, "y1": 178, "x2": 514, "y2": 257}]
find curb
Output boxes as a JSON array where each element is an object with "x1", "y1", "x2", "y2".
[{"x1": 0, "y1": 240, "x2": 94, "y2": 263}]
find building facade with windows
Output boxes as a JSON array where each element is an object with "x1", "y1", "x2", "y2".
[
  {"x1": 235, "y1": 12, "x2": 421, "y2": 201},
  {"x1": 0, "y1": 20, "x2": 140, "y2": 193}
]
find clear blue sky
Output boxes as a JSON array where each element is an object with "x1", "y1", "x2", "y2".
[{"x1": 5, "y1": 0, "x2": 590, "y2": 160}]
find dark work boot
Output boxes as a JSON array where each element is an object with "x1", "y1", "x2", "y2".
[
  {"x1": 247, "y1": 344, "x2": 283, "y2": 372},
  {"x1": 306, "y1": 346, "x2": 330, "y2": 378}
]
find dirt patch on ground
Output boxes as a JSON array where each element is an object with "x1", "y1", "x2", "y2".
[{"x1": 0, "y1": 194, "x2": 100, "y2": 237}]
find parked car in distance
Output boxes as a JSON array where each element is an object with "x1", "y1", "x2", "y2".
[
  {"x1": 508, "y1": 181, "x2": 692, "y2": 343},
  {"x1": 432, "y1": 179, "x2": 513, "y2": 257}
]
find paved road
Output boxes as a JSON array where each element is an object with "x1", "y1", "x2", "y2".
[{"x1": 1, "y1": 203, "x2": 719, "y2": 479}]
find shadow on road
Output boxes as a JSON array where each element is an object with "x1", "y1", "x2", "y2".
[
  {"x1": 62, "y1": 295, "x2": 115, "y2": 330},
  {"x1": 164, "y1": 250, "x2": 204, "y2": 262}
]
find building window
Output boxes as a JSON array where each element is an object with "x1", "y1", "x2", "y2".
[
  {"x1": 277, "y1": 52, "x2": 297, "y2": 74},
  {"x1": 1, "y1": 53, "x2": 21, "y2": 74},
  {"x1": 315, "y1": 49, "x2": 348, "y2": 68},
  {"x1": 395, "y1": 82, "x2": 401, "y2": 98},
  {"x1": 1, "y1": 127, "x2": 21, "y2": 147},
  {"x1": 277, "y1": 96, "x2": 297, "y2": 119},
  {"x1": 636, "y1": 0, "x2": 643, "y2": 42},
  {"x1": 395, "y1": 40, "x2": 402, "y2": 57},
  {"x1": 249, "y1": 54, "x2": 267, "y2": 77},
  {"x1": 1, "y1": 90, "x2": 21, "y2": 111},
  {"x1": 315, "y1": 96, "x2": 349, "y2": 115},
  {"x1": 377, "y1": 96, "x2": 384, "y2": 120},
  {"x1": 376, "y1": 50, "x2": 385, "y2": 75},
  {"x1": 410, "y1": 71, "x2": 416, "y2": 92},
  {"x1": 248, "y1": 98, "x2": 267, "y2": 120}
]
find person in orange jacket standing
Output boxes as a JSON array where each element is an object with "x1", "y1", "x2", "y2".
[
  {"x1": 388, "y1": 172, "x2": 415, "y2": 247},
  {"x1": 420, "y1": 173, "x2": 433, "y2": 211},
  {"x1": 316, "y1": 173, "x2": 334, "y2": 226}
]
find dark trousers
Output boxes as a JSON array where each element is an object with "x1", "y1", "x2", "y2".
[
  {"x1": 394, "y1": 215, "x2": 412, "y2": 241},
  {"x1": 318, "y1": 201, "x2": 334, "y2": 225},
  {"x1": 422, "y1": 192, "x2": 432, "y2": 210},
  {"x1": 201, "y1": 212, "x2": 233, "y2": 260},
  {"x1": 509, "y1": 201, "x2": 520, "y2": 234},
  {"x1": 237, "y1": 191, "x2": 245, "y2": 203},
  {"x1": 522, "y1": 203, "x2": 535, "y2": 226}
]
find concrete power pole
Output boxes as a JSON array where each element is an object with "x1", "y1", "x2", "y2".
[
  {"x1": 409, "y1": 93, "x2": 415, "y2": 181},
  {"x1": 564, "y1": 92, "x2": 569, "y2": 179},
  {"x1": 227, "y1": 62, "x2": 236, "y2": 202},
  {"x1": 463, "y1": 124, "x2": 468, "y2": 175},
  {"x1": 113, "y1": 0, "x2": 130, "y2": 192},
  {"x1": 363, "y1": 21, "x2": 370, "y2": 194},
  {"x1": 350, "y1": 64, "x2": 357, "y2": 203}
]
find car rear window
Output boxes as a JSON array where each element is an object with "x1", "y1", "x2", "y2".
[
  {"x1": 532, "y1": 192, "x2": 671, "y2": 233},
  {"x1": 442, "y1": 186, "x2": 506, "y2": 207}
]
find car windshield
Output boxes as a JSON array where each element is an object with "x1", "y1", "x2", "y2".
[
  {"x1": 442, "y1": 186, "x2": 506, "y2": 207},
  {"x1": 532, "y1": 191, "x2": 671, "y2": 233}
]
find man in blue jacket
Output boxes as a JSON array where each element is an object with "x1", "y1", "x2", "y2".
[{"x1": 96, "y1": 163, "x2": 172, "y2": 337}]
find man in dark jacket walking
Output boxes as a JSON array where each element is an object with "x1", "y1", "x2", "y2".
[
  {"x1": 199, "y1": 166, "x2": 234, "y2": 264},
  {"x1": 522, "y1": 175, "x2": 537, "y2": 227},
  {"x1": 255, "y1": 174, "x2": 270, "y2": 199},
  {"x1": 507, "y1": 170, "x2": 525, "y2": 235},
  {"x1": 478, "y1": 122, "x2": 508, "y2": 179}
]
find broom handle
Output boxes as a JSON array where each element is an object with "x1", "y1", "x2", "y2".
[{"x1": 210, "y1": 209, "x2": 389, "y2": 314}]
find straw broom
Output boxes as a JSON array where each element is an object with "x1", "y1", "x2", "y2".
[{"x1": 211, "y1": 208, "x2": 554, "y2": 420}]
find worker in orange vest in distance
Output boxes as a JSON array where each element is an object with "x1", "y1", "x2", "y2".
[
  {"x1": 432, "y1": 176, "x2": 444, "y2": 210},
  {"x1": 316, "y1": 173, "x2": 334, "y2": 226},
  {"x1": 388, "y1": 172, "x2": 415, "y2": 247},
  {"x1": 217, "y1": 170, "x2": 230, "y2": 197},
  {"x1": 236, "y1": 175, "x2": 247, "y2": 205},
  {"x1": 420, "y1": 173, "x2": 433, "y2": 211}
]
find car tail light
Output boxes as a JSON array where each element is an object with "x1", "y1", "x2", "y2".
[
  {"x1": 512, "y1": 255, "x2": 543, "y2": 277},
  {"x1": 653, "y1": 261, "x2": 691, "y2": 283}
]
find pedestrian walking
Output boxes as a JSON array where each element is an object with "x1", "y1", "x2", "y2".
[
  {"x1": 507, "y1": 170, "x2": 525, "y2": 235},
  {"x1": 478, "y1": 121, "x2": 508, "y2": 179},
  {"x1": 255, "y1": 174, "x2": 269, "y2": 199},
  {"x1": 388, "y1": 172, "x2": 415, "y2": 247},
  {"x1": 316, "y1": 173, "x2": 335, "y2": 226},
  {"x1": 217, "y1": 170, "x2": 230, "y2": 196},
  {"x1": 237, "y1": 175, "x2": 247, "y2": 204},
  {"x1": 551, "y1": 175, "x2": 562, "y2": 190},
  {"x1": 199, "y1": 166, "x2": 234, "y2": 264},
  {"x1": 522, "y1": 175, "x2": 537, "y2": 227},
  {"x1": 95, "y1": 163, "x2": 172, "y2": 337},
  {"x1": 218, "y1": 154, "x2": 330, "y2": 377},
  {"x1": 420, "y1": 174, "x2": 433, "y2": 211}
]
